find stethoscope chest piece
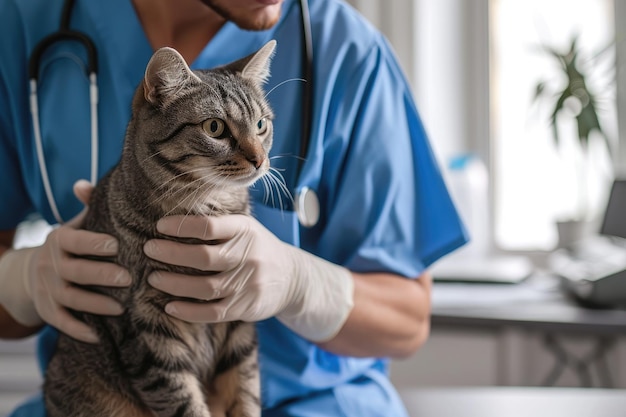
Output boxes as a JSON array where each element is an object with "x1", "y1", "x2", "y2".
[{"x1": 295, "y1": 186, "x2": 319, "y2": 228}]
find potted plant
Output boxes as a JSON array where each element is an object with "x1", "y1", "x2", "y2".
[{"x1": 532, "y1": 33, "x2": 615, "y2": 245}]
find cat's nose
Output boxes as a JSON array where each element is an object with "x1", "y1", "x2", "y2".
[{"x1": 248, "y1": 155, "x2": 265, "y2": 169}]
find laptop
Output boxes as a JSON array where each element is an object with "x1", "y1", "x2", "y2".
[{"x1": 551, "y1": 179, "x2": 626, "y2": 307}]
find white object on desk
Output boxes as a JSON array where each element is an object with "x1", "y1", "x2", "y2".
[
  {"x1": 549, "y1": 234, "x2": 626, "y2": 306},
  {"x1": 431, "y1": 277, "x2": 560, "y2": 308},
  {"x1": 431, "y1": 255, "x2": 534, "y2": 284},
  {"x1": 445, "y1": 154, "x2": 490, "y2": 259},
  {"x1": 439, "y1": 155, "x2": 534, "y2": 284}
]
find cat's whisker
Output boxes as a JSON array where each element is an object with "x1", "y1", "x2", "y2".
[
  {"x1": 267, "y1": 172, "x2": 296, "y2": 219},
  {"x1": 263, "y1": 176, "x2": 276, "y2": 207},
  {"x1": 152, "y1": 166, "x2": 211, "y2": 193},
  {"x1": 157, "y1": 172, "x2": 220, "y2": 216},
  {"x1": 145, "y1": 169, "x2": 211, "y2": 208},
  {"x1": 208, "y1": 176, "x2": 231, "y2": 217},
  {"x1": 264, "y1": 78, "x2": 306, "y2": 99},
  {"x1": 269, "y1": 153, "x2": 306, "y2": 163},
  {"x1": 264, "y1": 175, "x2": 278, "y2": 208},
  {"x1": 167, "y1": 182, "x2": 213, "y2": 218},
  {"x1": 259, "y1": 176, "x2": 270, "y2": 205},
  {"x1": 266, "y1": 175, "x2": 284, "y2": 212},
  {"x1": 203, "y1": 216, "x2": 211, "y2": 239},
  {"x1": 268, "y1": 167, "x2": 294, "y2": 204},
  {"x1": 148, "y1": 174, "x2": 208, "y2": 209},
  {"x1": 191, "y1": 173, "x2": 230, "y2": 218},
  {"x1": 154, "y1": 168, "x2": 220, "y2": 200},
  {"x1": 272, "y1": 177, "x2": 288, "y2": 212},
  {"x1": 179, "y1": 174, "x2": 224, "y2": 232},
  {"x1": 258, "y1": 174, "x2": 273, "y2": 207},
  {"x1": 280, "y1": 176, "x2": 296, "y2": 213},
  {"x1": 179, "y1": 184, "x2": 204, "y2": 233},
  {"x1": 162, "y1": 185, "x2": 203, "y2": 218},
  {"x1": 140, "y1": 149, "x2": 166, "y2": 164}
]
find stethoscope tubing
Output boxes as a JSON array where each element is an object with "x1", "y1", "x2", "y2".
[
  {"x1": 28, "y1": 0, "x2": 99, "y2": 224},
  {"x1": 298, "y1": 0, "x2": 313, "y2": 177},
  {"x1": 295, "y1": 0, "x2": 320, "y2": 228},
  {"x1": 29, "y1": 72, "x2": 98, "y2": 225}
]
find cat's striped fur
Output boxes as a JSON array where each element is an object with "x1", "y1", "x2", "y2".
[{"x1": 43, "y1": 41, "x2": 277, "y2": 417}]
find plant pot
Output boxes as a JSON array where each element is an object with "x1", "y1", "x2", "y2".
[{"x1": 555, "y1": 219, "x2": 595, "y2": 248}]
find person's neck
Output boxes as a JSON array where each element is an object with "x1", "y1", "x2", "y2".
[{"x1": 132, "y1": 0, "x2": 226, "y2": 64}]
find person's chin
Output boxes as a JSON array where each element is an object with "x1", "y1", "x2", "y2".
[
  {"x1": 255, "y1": 0, "x2": 282, "y2": 5},
  {"x1": 238, "y1": 10, "x2": 281, "y2": 31},
  {"x1": 200, "y1": 0, "x2": 283, "y2": 31}
]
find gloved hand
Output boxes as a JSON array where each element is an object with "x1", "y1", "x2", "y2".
[
  {"x1": 0, "y1": 180, "x2": 131, "y2": 343},
  {"x1": 144, "y1": 214, "x2": 355, "y2": 342}
]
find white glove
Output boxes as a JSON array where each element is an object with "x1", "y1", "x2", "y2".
[
  {"x1": 144, "y1": 214, "x2": 355, "y2": 342},
  {"x1": 0, "y1": 180, "x2": 131, "y2": 343}
]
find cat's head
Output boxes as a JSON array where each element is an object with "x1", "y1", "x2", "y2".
[{"x1": 134, "y1": 40, "x2": 276, "y2": 195}]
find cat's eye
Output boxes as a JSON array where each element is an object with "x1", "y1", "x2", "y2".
[
  {"x1": 203, "y1": 118, "x2": 226, "y2": 138},
  {"x1": 257, "y1": 118, "x2": 269, "y2": 135}
]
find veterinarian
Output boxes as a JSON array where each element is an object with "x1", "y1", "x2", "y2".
[{"x1": 0, "y1": 0, "x2": 468, "y2": 416}]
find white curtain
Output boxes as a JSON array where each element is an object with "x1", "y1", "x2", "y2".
[{"x1": 347, "y1": 0, "x2": 490, "y2": 170}]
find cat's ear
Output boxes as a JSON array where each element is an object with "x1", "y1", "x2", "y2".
[
  {"x1": 144, "y1": 47, "x2": 201, "y2": 107},
  {"x1": 227, "y1": 40, "x2": 277, "y2": 85}
]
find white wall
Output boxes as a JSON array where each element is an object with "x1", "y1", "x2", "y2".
[
  {"x1": 347, "y1": 0, "x2": 490, "y2": 165},
  {"x1": 614, "y1": 0, "x2": 626, "y2": 176},
  {"x1": 0, "y1": 338, "x2": 40, "y2": 417}
]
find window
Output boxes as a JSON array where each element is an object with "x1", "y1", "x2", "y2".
[
  {"x1": 490, "y1": 0, "x2": 617, "y2": 250},
  {"x1": 349, "y1": 0, "x2": 622, "y2": 253}
]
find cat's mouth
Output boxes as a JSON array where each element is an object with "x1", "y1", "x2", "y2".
[
  {"x1": 233, "y1": 163, "x2": 270, "y2": 186},
  {"x1": 197, "y1": 161, "x2": 269, "y2": 187}
]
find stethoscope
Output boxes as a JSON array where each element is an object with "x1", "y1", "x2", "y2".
[
  {"x1": 28, "y1": 0, "x2": 98, "y2": 225},
  {"x1": 29, "y1": 0, "x2": 320, "y2": 228}
]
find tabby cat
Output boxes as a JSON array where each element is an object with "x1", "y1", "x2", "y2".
[{"x1": 43, "y1": 40, "x2": 277, "y2": 417}]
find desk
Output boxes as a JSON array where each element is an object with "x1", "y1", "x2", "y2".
[
  {"x1": 399, "y1": 387, "x2": 626, "y2": 417},
  {"x1": 430, "y1": 276, "x2": 626, "y2": 387}
]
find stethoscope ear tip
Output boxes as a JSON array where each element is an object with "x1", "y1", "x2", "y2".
[{"x1": 295, "y1": 186, "x2": 319, "y2": 227}]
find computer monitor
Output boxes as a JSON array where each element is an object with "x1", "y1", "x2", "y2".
[{"x1": 600, "y1": 179, "x2": 626, "y2": 238}]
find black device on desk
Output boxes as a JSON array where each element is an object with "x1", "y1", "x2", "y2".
[{"x1": 550, "y1": 179, "x2": 626, "y2": 308}]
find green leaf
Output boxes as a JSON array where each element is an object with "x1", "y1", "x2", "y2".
[{"x1": 532, "y1": 31, "x2": 613, "y2": 154}]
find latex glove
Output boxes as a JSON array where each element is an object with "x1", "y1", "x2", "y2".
[
  {"x1": 144, "y1": 214, "x2": 355, "y2": 342},
  {"x1": 0, "y1": 180, "x2": 131, "y2": 343}
]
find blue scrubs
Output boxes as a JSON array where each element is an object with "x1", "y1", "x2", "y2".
[{"x1": 0, "y1": 0, "x2": 468, "y2": 415}]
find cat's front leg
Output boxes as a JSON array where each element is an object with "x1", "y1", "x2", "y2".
[
  {"x1": 232, "y1": 351, "x2": 261, "y2": 417},
  {"x1": 207, "y1": 350, "x2": 261, "y2": 417},
  {"x1": 133, "y1": 371, "x2": 212, "y2": 417}
]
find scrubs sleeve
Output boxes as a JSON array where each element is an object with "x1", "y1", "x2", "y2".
[
  {"x1": 0, "y1": 1, "x2": 34, "y2": 230},
  {"x1": 313, "y1": 37, "x2": 468, "y2": 278}
]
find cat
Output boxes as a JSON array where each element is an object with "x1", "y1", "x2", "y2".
[{"x1": 43, "y1": 40, "x2": 277, "y2": 417}]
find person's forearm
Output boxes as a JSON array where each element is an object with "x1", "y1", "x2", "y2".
[
  {"x1": 0, "y1": 305, "x2": 41, "y2": 339},
  {"x1": 0, "y1": 231, "x2": 42, "y2": 339},
  {"x1": 317, "y1": 271, "x2": 432, "y2": 359}
]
